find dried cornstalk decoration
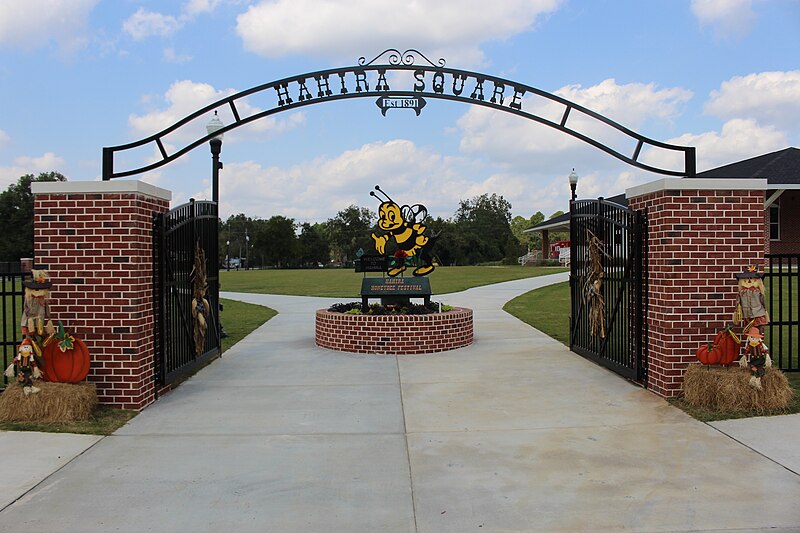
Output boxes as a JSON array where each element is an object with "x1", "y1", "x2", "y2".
[
  {"x1": 583, "y1": 229, "x2": 609, "y2": 338},
  {"x1": 191, "y1": 241, "x2": 210, "y2": 355}
]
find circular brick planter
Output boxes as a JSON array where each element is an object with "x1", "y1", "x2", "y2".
[{"x1": 315, "y1": 307, "x2": 473, "y2": 355}]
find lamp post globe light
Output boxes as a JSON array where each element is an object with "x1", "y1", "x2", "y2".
[
  {"x1": 568, "y1": 168, "x2": 579, "y2": 202},
  {"x1": 226, "y1": 240, "x2": 230, "y2": 271},
  {"x1": 206, "y1": 111, "x2": 225, "y2": 204}
]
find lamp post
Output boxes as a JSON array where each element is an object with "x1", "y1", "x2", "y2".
[
  {"x1": 245, "y1": 230, "x2": 250, "y2": 270},
  {"x1": 568, "y1": 168, "x2": 579, "y2": 202},
  {"x1": 226, "y1": 240, "x2": 230, "y2": 271},
  {"x1": 206, "y1": 111, "x2": 224, "y2": 204}
]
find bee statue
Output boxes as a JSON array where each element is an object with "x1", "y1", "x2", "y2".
[{"x1": 370, "y1": 185, "x2": 438, "y2": 277}]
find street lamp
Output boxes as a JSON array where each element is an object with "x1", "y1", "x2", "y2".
[
  {"x1": 245, "y1": 230, "x2": 250, "y2": 270},
  {"x1": 568, "y1": 168, "x2": 579, "y2": 202},
  {"x1": 206, "y1": 111, "x2": 224, "y2": 204},
  {"x1": 226, "y1": 240, "x2": 230, "y2": 271}
]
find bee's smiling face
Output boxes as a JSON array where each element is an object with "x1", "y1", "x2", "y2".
[{"x1": 379, "y1": 202, "x2": 403, "y2": 231}]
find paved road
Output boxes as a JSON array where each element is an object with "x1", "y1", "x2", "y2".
[{"x1": 1, "y1": 272, "x2": 799, "y2": 532}]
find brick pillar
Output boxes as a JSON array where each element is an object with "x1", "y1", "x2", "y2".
[
  {"x1": 31, "y1": 181, "x2": 171, "y2": 409},
  {"x1": 626, "y1": 178, "x2": 766, "y2": 398}
]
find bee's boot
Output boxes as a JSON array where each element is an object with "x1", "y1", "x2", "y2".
[{"x1": 413, "y1": 265, "x2": 435, "y2": 276}]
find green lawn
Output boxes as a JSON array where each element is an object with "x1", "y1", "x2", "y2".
[
  {"x1": 220, "y1": 265, "x2": 567, "y2": 297},
  {"x1": 220, "y1": 298, "x2": 277, "y2": 354},
  {"x1": 503, "y1": 281, "x2": 570, "y2": 346}
]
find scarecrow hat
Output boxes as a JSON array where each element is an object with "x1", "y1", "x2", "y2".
[
  {"x1": 746, "y1": 326, "x2": 763, "y2": 340},
  {"x1": 23, "y1": 269, "x2": 52, "y2": 290},
  {"x1": 735, "y1": 265, "x2": 764, "y2": 279}
]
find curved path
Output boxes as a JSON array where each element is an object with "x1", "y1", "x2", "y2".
[{"x1": 2, "y1": 273, "x2": 800, "y2": 531}]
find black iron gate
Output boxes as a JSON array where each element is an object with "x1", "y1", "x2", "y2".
[
  {"x1": 764, "y1": 254, "x2": 800, "y2": 372},
  {"x1": 569, "y1": 198, "x2": 648, "y2": 383},
  {"x1": 1, "y1": 263, "x2": 27, "y2": 388},
  {"x1": 153, "y1": 199, "x2": 220, "y2": 387}
]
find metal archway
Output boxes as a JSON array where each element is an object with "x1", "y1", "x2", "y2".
[{"x1": 102, "y1": 48, "x2": 696, "y2": 180}]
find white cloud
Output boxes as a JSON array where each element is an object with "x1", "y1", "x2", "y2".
[
  {"x1": 128, "y1": 80, "x2": 306, "y2": 142},
  {"x1": 213, "y1": 140, "x2": 479, "y2": 221},
  {"x1": 691, "y1": 0, "x2": 756, "y2": 39},
  {"x1": 236, "y1": 0, "x2": 562, "y2": 66},
  {"x1": 705, "y1": 71, "x2": 800, "y2": 132},
  {"x1": 122, "y1": 1, "x2": 225, "y2": 41},
  {"x1": 457, "y1": 78, "x2": 693, "y2": 174},
  {"x1": 0, "y1": 129, "x2": 9, "y2": 144},
  {"x1": 0, "y1": 152, "x2": 66, "y2": 189},
  {"x1": 163, "y1": 47, "x2": 193, "y2": 64},
  {"x1": 184, "y1": 0, "x2": 224, "y2": 16},
  {"x1": 641, "y1": 118, "x2": 787, "y2": 172},
  {"x1": 0, "y1": 0, "x2": 98, "y2": 53},
  {"x1": 123, "y1": 8, "x2": 183, "y2": 40}
]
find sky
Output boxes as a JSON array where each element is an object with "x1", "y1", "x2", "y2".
[{"x1": 1, "y1": 0, "x2": 799, "y2": 225}]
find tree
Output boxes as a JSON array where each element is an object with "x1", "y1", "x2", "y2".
[
  {"x1": 510, "y1": 211, "x2": 546, "y2": 255},
  {"x1": 297, "y1": 222, "x2": 330, "y2": 267},
  {"x1": 221, "y1": 213, "x2": 255, "y2": 267},
  {"x1": 255, "y1": 215, "x2": 296, "y2": 267},
  {"x1": 0, "y1": 172, "x2": 67, "y2": 261},
  {"x1": 326, "y1": 205, "x2": 375, "y2": 263},
  {"x1": 453, "y1": 193, "x2": 516, "y2": 264}
]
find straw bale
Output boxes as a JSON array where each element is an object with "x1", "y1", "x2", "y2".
[
  {"x1": 0, "y1": 381, "x2": 97, "y2": 422},
  {"x1": 682, "y1": 364, "x2": 794, "y2": 414}
]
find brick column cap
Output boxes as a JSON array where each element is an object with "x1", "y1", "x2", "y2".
[
  {"x1": 627, "y1": 178, "x2": 766, "y2": 199},
  {"x1": 32, "y1": 180, "x2": 171, "y2": 201}
]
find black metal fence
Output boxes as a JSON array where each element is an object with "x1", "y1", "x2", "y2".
[
  {"x1": 764, "y1": 254, "x2": 800, "y2": 371},
  {"x1": 1, "y1": 265, "x2": 27, "y2": 387},
  {"x1": 569, "y1": 198, "x2": 648, "y2": 383},
  {"x1": 153, "y1": 199, "x2": 221, "y2": 387}
]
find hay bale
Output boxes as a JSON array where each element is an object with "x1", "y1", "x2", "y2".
[
  {"x1": 682, "y1": 364, "x2": 794, "y2": 414},
  {"x1": 0, "y1": 381, "x2": 97, "y2": 422}
]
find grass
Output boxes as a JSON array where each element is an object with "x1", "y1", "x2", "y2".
[
  {"x1": 0, "y1": 298, "x2": 277, "y2": 435},
  {"x1": 220, "y1": 297, "x2": 277, "y2": 355},
  {"x1": 220, "y1": 265, "x2": 567, "y2": 298},
  {"x1": 503, "y1": 281, "x2": 571, "y2": 346},
  {"x1": 0, "y1": 405, "x2": 137, "y2": 435},
  {"x1": 504, "y1": 280, "x2": 800, "y2": 421}
]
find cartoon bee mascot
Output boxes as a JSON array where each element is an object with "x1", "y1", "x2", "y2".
[{"x1": 370, "y1": 186, "x2": 438, "y2": 277}]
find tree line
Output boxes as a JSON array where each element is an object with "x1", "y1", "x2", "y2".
[
  {"x1": 1, "y1": 172, "x2": 566, "y2": 266},
  {"x1": 222, "y1": 193, "x2": 567, "y2": 269}
]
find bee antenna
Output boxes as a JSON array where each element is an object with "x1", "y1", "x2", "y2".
[{"x1": 373, "y1": 185, "x2": 394, "y2": 204}]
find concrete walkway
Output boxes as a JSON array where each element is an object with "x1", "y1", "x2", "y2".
[{"x1": 2, "y1": 272, "x2": 800, "y2": 532}]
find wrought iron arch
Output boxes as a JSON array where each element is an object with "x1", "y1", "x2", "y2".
[{"x1": 102, "y1": 48, "x2": 696, "y2": 180}]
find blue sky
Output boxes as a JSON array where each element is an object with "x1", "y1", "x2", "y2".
[{"x1": 1, "y1": 0, "x2": 798, "y2": 223}]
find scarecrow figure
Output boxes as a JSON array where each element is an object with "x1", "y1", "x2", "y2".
[
  {"x1": 21, "y1": 269, "x2": 55, "y2": 338},
  {"x1": 4, "y1": 338, "x2": 43, "y2": 395},
  {"x1": 738, "y1": 326, "x2": 772, "y2": 390},
  {"x1": 191, "y1": 242, "x2": 210, "y2": 355},
  {"x1": 733, "y1": 266, "x2": 769, "y2": 331}
]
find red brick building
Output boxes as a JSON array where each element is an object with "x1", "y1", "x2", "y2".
[{"x1": 690, "y1": 147, "x2": 800, "y2": 255}]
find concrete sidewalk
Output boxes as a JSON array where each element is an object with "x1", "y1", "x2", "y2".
[{"x1": 1, "y1": 272, "x2": 799, "y2": 532}]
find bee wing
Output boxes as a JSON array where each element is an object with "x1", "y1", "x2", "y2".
[{"x1": 403, "y1": 204, "x2": 428, "y2": 224}]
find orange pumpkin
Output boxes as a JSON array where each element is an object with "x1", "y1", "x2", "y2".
[
  {"x1": 696, "y1": 341, "x2": 722, "y2": 365},
  {"x1": 714, "y1": 326, "x2": 741, "y2": 365},
  {"x1": 42, "y1": 337, "x2": 90, "y2": 383}
]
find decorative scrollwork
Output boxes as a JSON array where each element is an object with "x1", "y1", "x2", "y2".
[{"x1": 358, "y1": 48, "x2": 446, "y2": 68}]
